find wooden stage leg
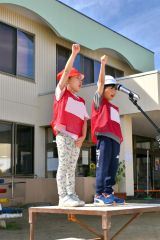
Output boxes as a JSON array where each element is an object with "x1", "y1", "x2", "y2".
[
  {"x1": 29, "y1": 210, "x2": 36, "y2": 240},
  {"x1": 111, "y1": 213, "x2": 141, "y2": 240},
  {"x1": 102, "y1": 215, "x2": 111, "y2": 240},
  {"x1": 68, "y1": 214, "x2": 103, "y2": 239}
]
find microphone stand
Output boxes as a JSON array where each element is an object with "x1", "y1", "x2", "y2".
[{"x1": 128, "y1": 93, "x2": 160, "y2": 147}]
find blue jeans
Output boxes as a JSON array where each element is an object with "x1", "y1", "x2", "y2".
[{"x1": 96, "y1": 136, "x2": 120, "y2": 195}]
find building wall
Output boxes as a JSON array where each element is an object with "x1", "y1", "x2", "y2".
[
  {"x1": 2, "y1": 177, "x2": 96, "y2": 205},
  {"x1": 0, "y1": 5, "x2": 137, "y2": 178},
  {"x1": 115, "y1": 71, "x2": 160, "y2": 114},
  {"x1": 77, "y1": 71, "x2": 160, "y2": 115},
  {"x1": 1, "y1": 5, "x2": 159, "y2": 199},
  {"x1": 0, "y1": 5, "x2": 136, "y2": 122},
  {"x1": 120, "y1": 116, "x2": 134, "y2": 195},
  {"x1": 0, "y1": 5, "x2": 56, "y2": 96},
  {"x1": 0, "y1": 6, "x2": 57, "y2": 177}
]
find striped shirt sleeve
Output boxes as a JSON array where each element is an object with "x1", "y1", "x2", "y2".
[{"x1": 93, "y1": 91, "x2": 102, "y2": 110}]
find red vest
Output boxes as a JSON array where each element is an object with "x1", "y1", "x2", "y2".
[
  {"x1": 91, "y1": 98, "x2": 123, "y2": 143},
  {"x1": 51, "y1": 89, "x2": 85, "y2": 137}
]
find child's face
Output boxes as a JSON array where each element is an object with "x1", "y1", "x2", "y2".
[
  {"x1": 103, "y1": 84, "x2": 117, "y2": 101},
  {"x1": 67, "y1": 75, "x2": 83, "y2": 93}
]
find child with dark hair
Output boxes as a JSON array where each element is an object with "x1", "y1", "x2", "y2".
[{"x1": 91, "y1": 55, "x2": 124, "y2": 205}]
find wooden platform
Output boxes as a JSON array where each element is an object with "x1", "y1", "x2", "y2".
[{"x1": 29, "y1": 203, "x2": 160, "y2": 240}]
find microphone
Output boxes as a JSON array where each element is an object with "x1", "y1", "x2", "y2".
[{"x1": 117, "y1": 84, "x2": 140, "y2": 100}]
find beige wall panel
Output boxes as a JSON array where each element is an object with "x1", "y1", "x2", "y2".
[
  {"x1": 120, "y1": 115, "x2": 134, "y2": 196},
  {"x1": 34, "y1": 126, "x2": 45, "y2": 177},
  {"x1": 0, "y1": 98, "x2": 37, "y2": 124},
  {"x1": 38, "y1": 94, "x2": 54, "y2": 126},
  {"x1": 80, "y1": 71, "x2": 160, "y2": 116},
  {"x1": 115, "y1": 71, "x2": 160, "y2": 114},
  {"x1": 0, "y1": 76, "x2": 37, "y2": 106}
]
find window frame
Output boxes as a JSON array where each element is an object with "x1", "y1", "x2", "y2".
[
  {"x1": 82, "y1": 55, "x2": 94, "y2": 85},
  {"x1": 14, "y1": 123, "x2": 34, "y2": 176},
  {"x1": 0, "y1": 21, "x2": 35, "y2": 81},
  {"x1": 0, "y1": 120, "x2": 34, "y2": 177},
  {"x1": 105, "y1": 65, "x2": 124, "y2": 78},
  {"x1": 56, "y1": 44, "x2": 124, "y2": 86}
]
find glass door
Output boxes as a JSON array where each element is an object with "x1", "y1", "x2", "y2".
[
  {"x1": 0, "y1": 121, "x2": 34, "y2": 177},
  {"x1": 134, "y1": 135, "x2": 160, "y2": 193},
  {"x1": 135, "y1": 152, "x2": 153, "y2": 190},
  {"x1": 0, "y1": 122, "x2": 12, "y2": 176},
  {"x1": 15, "y1": 124, "x2": 34, "y2": 175},
  {"x1": 153, "y1": 155, "x2": 160, "y2": 189}
]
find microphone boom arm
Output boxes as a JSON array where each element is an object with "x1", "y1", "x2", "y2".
[{"x1": 129, "y1": 93, "x2": 160, "y2": 146}]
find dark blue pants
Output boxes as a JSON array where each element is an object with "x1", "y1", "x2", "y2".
[{"x1": 96, "y1": 136, "x2": 120, "y2": 195}]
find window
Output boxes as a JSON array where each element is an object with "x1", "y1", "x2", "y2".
[
  {"x1": 46, "y1": 127, "x2": 96, "y2": 178},
  {"x1": 57, "y1": 45, "x2": 95, "y2": 85},
  {"x1": 0, "y1": 123, "x2": 12, "y2": 175},
  {"x1": 0, "y1": 22, "x2": 35, "y2": 79},
  {"x1": 0, "y1": 23, "x2": 16, "y2": 74},
  {"x1": 0, "y1": 121, "x2": 34, "y2": 176},
  {"x1": 17, "y1": 30, "x2": 34, "y2": 78},
  {"x1": 94, "y1": 60, "x2": 100, "y2": 83},
  {"x1": 73, "y1": 53, "x2": 81, "y2": 71},
  {"x1": 56, "y1": 45, "x2": 70, "y2": 73},
  {"x1": 56, "y1": 45, "x2": 81, "y2": 73},
  {"x1": 83, "y1": 56, "x2": 94, "y2": 85},
  {"x1": 15, "y1": 124, "x2": 34, "y2": 175},
  {"x1": 56, "y1": 45, "x2": 124, "y2": 86},
  {"x1": 106, "y1": 65, "x2": 124, "y2": 78}
]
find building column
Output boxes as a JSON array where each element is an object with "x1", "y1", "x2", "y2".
[
  {"x1": 34, "y1": 126, "x2": 46, "y2": 177},
  {"x1": 120, "y1": 115, "x2": 134, "y2": 196}
]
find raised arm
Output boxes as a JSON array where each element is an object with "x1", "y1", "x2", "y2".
[
  {"x1": 97, "y1": 55, "x2": 108, "y2": 96},
  {"x1": 58, "y1": 44, "x2": 80, "y2": 90}
]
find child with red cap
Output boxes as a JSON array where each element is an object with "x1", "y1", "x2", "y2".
[
  {"x1": 51, "y1": 44, "x2": 89, "y2": 207},
  {"x1": 91, "y1": 55, "x2": 125, "y2": 205}
]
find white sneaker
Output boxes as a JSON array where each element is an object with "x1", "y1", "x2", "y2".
[
  {"x1": 59, "y1": 195, "x2": 80, "y2": 207},
  {"x1": 69, "y1": 194, "x2": 85, "y2": 207}
]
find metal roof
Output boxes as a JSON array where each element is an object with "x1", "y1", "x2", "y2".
[{"x1": 0, "y1": 0, "x2": 154, "y2": 72}]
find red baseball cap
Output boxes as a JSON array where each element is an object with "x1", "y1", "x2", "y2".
[{"x1": 57, "y1": 67, "x2": 84, "y2": 81}]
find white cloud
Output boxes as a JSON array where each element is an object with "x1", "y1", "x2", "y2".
[
  {"x1": 58, "y1": 0, "x2": 96, "y2": 11},
  {"x1": 113, "y1": 7, "x2": 160, "y2": 52},
  {"x1": 58, "y1": 0, "x2": 124, "y2": 22}
]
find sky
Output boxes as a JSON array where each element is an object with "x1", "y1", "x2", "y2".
[{"x1": 58, "y1": 0, "x2": 160, "y2": 70}]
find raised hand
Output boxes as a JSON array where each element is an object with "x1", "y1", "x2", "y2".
[
  {"x1": 72, "y1": 43, "x2": 80, "y2": 55},
  {"x1": 101, "y1": 55, "x2": 108, "y2": 65}
]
